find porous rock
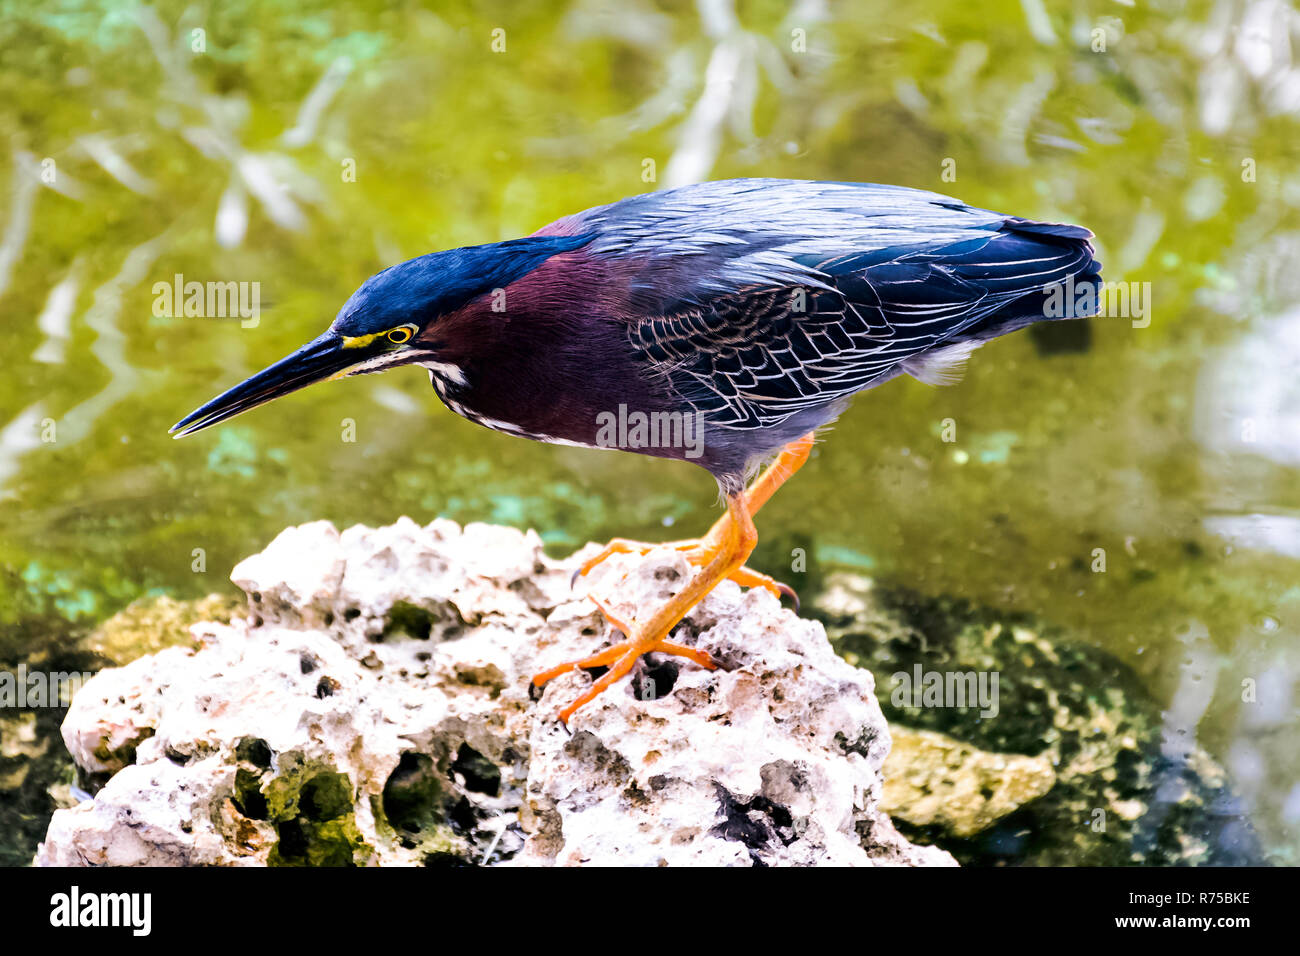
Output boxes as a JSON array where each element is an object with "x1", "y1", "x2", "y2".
[{"x1": 37, "y1": 518, "x2": 953, "y2": 867}]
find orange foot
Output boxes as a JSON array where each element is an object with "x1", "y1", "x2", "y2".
[
  {"x1": 531, "y1": 593, "x2": 718, "y2": 727},
  {"x1": 532, "y1": 433, "x2": 816, "y2": 726},
  {"x1": 571, "y1": 536, "x2": 798, "y2": 609},
  {"x1": 533, "y1": 497, "x2": 754, "y2": 727},
  {"x1": 570, "y1": 433, "x2": 815, "y2": 611}
]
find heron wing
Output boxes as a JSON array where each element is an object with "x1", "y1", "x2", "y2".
[{"x1": 602, "y1": 181, "x2": 1099, "y2": 429}]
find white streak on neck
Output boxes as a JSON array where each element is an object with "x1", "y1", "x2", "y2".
[{"x1": 420, "y1": 361, "x2": 468, "y2": 386}]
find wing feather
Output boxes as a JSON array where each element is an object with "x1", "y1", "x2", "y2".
[{"x1": 567, "y1": 180, "x2": 1100, "y2": 430}]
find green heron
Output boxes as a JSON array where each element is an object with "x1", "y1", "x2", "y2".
[{"x1": 173, "y1": 178, "x2": 1101, "y2": 724}]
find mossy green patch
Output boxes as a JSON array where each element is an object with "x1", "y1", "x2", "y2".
[{"x1": 232, "y1": 749, "x2": 372, "y2": 867}]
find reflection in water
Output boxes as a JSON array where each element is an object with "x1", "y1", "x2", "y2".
[
  {"x1": 1206, "y1": 515, "x2": 1300, "y2": 560},
  {"x1": 0, "y1": 149, "x2": 38, "y2": 300},
  {"x1": 1135, "y1": 622, "x2": 1220, "y2": 860},
  {"x1": 1197, "y1": 305, "x2": 1300, "y2": 469},
  {"x1": 32, "y1": 260, "x2": 83, "y2": 366},
  {"x1": 136, "y1": 6, "x2": 345, "y2": 248},
  {"x1": 1196, "y1": 294, "x2": 1300, "y2": 862}
]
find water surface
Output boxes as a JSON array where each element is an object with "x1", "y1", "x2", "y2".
[{"x1": 1, "y1": 0, "x2": 1298, "y2": 862}]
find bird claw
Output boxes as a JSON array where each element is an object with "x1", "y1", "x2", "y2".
[{"x1": 775, "y1": 580, "x2": 801, "y2": 613}]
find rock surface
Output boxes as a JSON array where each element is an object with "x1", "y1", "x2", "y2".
[{"x1": 37, "y1": 519, "x2": 954, "y2": 867}]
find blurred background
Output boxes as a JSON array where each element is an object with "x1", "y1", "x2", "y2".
[{"x1": 1, "y1": 0, "x2": 1298, "y2": 865}]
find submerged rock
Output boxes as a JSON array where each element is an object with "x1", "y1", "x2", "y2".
[
  {"x1": 815, "y1": 571, "x2": 1264, "y2": 866},
  {"x1": 79, "y1": 593, "x2": 244, "y2": 667},
  {"x1": 882, "y1": 727, "x2": 1056, "y2": 838},
  {"x1": 37, "y1": 519, "x2": 953, "y2": 868},
  {"x1": 0, "y1": 592, "x2": 245, "y2": 866}
]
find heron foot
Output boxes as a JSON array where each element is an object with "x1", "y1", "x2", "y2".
[
  {"x1": 572, "y1": 536, "x2": 796, "y2": 607},
  {"x1": 531, "y1": 591, "x2": 719, "y2": 727}
]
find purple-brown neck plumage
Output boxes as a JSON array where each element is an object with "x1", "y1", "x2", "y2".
[{"x1": 421, "y1": 251, "x2": 683, "y2": 455}]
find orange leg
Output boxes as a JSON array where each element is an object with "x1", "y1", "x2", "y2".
[
  {"x1": 535, "y1": 433, "x2": 815, "y2": 725},
  {"x1": 573, "y1": 433, "x2": 815, "y2": 600}
]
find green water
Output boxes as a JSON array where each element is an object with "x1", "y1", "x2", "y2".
[{"x1": 2, "y1": 0, "x2": 1298, "y2": 862}]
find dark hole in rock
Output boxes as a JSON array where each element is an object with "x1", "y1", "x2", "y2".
[
  {"x1": 382, "y1": 752, "x2": 442, "y2": 834},
  {"x1": 298, "y1": 772, "x2": 352, "y2": 822},
  {"x1": 670, "y1": 618, "x2": 700, "y2": 641},
  {"x1": 323, "y1": 612, "x2": 335, "y2": 627},
  {"x1": 451, "y1": 743, "x2": 501, "y2": 797},
  {"x1": 235, "y1": 737, "x2": 273, "y2": 770},
  {"x1": 251, "y1": 615, "x2": 263, "y2": 628},
  {"x1": 343, "y1": 608, "x2": 361, "y2": 621},
  {"x1": 315, "y1": 676, "x2": 339, "y2": 699},
  {"x1": 834, "y1": 727, "x2": 877, "y2": 758},
  {"x1": 383, "y1": 601, "x2": 439, "y2": 641},
  {"x1": 710, "y1": 784, "x2": 796, "y2": 863},
  {"x1": 299, "y1": 654, "x2": 318, "y2": 675},
  {"x1": 233, "y1": 767, "x2": 269, "y2": 820},
  {"x1": 252, "y1": 592, "x2": 262, "y2": 603},
  {"x1": 631, "y1": 656, "x2": 679, "y2": 701},
  {"x1": 277, "y1": 818, "x2": 307, "y2": 858},
  {"x1": 448, "y1": 795, "x2": 477, "y2": 833},
  {"x1": 654, "y1": 566, "x2": 680, "y2": 582},
  {"x1": 423, "y1": 851, "x2": 470, "y2": 867}
]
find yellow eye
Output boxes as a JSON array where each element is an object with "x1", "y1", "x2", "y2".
[{"x1": 387, "y1": 326, "x2": 414, "y2": 345}]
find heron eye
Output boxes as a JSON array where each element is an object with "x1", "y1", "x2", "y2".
[{"x1": 387, "y1": 326, "x2": 414, "y2": 345}]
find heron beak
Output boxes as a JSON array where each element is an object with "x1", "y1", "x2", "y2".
[{"x1": 170, "y1": 332, "x2": 369, "y2": 438}]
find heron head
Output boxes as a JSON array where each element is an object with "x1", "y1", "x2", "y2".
[{"x1": 169, "y1": 234, "x2": 590, "y2": 437}]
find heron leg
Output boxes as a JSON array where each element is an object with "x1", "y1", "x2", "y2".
[
  {"x1": 572, "y1": 432, "x2": 815, "y2": 603},
  {"x1": 533, "y1": 490, "x2": 758, "y2": 726}
]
